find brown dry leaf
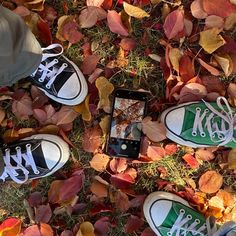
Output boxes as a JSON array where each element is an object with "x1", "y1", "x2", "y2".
[
  {"x1": 0, "y1": 108, "x2": 5, "y2": 124},
  {"x1": 73, "y1": 95, "x2": 91, "y2": 121},
  {"x1": 228, "y1": 148, "x2": 236, "y2": 169},
  {"x1": 95, "y1": 77, "x2": 114, "y2": 113},
  {"x1": 123, "y1": 2, "x2": 150, "y2": 19},
  {"x1": 76, "y1": 222, "x2": 95, "y2": 236},
  {"x1": 3, "y1": 129, "x2": 19, "y2": 143},
  {"x1": 227, "y1": 83, "x2": 236, "y2": 107},
  {"x1": 142, "y1": 116, "x2": 166, "y2": 142},
  {"x1": 195, "y1": 148, "x2": 216, "y2": 161},
  {"x1": 199, "y1": 28, "x2": 226, "y2": 54},
  {"x1": 90, "y1": 179, "x2": 108, "y2": 198},
  {"x1": 224, "y1": 13, "x2": 236, "y2": 30},
  {"x1": 199, "y1": 170, "x2": 223, "y2": 194},
  {"x1": 99, "y1": 115, "x2": 110, "y2": 135},
  {"x1": 169, "y1": 48, "x2": 182, "y2": 73},
  {"x1": 90, "y1": 154, "x2": 110, "y2": 172},
  {"x1": 217, "y1": 189, "x2": 236, "y2": 207},
  {"x1": 214, "y1": 53, "x2": 233, "y2": 76}
]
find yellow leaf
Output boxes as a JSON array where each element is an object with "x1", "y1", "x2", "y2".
[
  {"x1": 24, "y1": 0, "x2": 45, "y2": 11},
  {"x1": 95, "y1": 77, "x2": 114, "y2": 113},
  {"x1": 214, "y1": 54, "x2": 233, "y2": 77},
  {"x1": 73, "y1": 95, "x2": 92, "y2": 121},
  {"x1": 228, "y1": 148, "x2": 236, "y2": 169},
  {"x1": 199, "y1": 28, "x2": 226, "y2": 54},
  {"x1": 224, "y1": 13, "x2": 236, "y2": 30},
  {"x1": 169, "y1": 48, "x2": 182, "y2": 73},
  {"x1": 123, "y1": 2, "x2": 150, "y2": 19},
  {"x1": 89, "y1": 154, "x2": 110, "y2": 172},
  {"x1": 99, "y1": 115, "x2": 110, "y2": 135},
  {"x1": 76, "y1": 222, "x2": 95, "y2": 236}
]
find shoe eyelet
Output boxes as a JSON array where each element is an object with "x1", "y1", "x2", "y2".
[
  {"x1": 196, "y1": 107, "x2": 201, "y2": 112},
  {"x1": 54, "y1": 59, "x2": 59, "y2": 63},
  {"x1": 5, "y1": 148, "x2": 9, "y2": 152},
  {"x1": 218, "y1": 135, "x2": 223, "y2": 140},
  {"x1": 167, "y1": 232, "x2": 172, "y2": 236},
  {"x1": 38, "y1": 78, "x2": 44, "y2": 83},
  {"x1": 195, "y1": 219, "x2": 200, "y2": 224},
  {"x1": 26, "y1": 144, "x2": 31, "y2": 148},
  {"x1": 46, "y1": 84, "x2": 51, "y2": 89},
  {"x1": 205, "y1": 109, "x2": 209, "y2": 113},
  {"x1": 200, "y1": 132, "x2": 206, "y2": 137},
  {"x1": 180, "y1": 209, "x2": 185, "y2": 214},
  {"x1": 192, "y1": 131, "x2": 197, "y2": 136},
  {"x1": 187, "y1": 214, "x2": 192, "y2": 220},
  {"x1": 35, "y1": 170, "x2": 40, "y2": 174},
  {"x1": 63, "y1": 63, "x2": 68, "y2": 67},
  {"x1": 15, "y1": 146, "x2": 21, "y2": 151}
]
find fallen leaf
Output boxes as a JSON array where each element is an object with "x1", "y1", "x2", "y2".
[
  {"x1": 217, "y1": 189, "x2": 236, "y2": 207},
  {"x1": 37, "y1": 19, "x2": 52, "y2": 45},
  {"x1": 119, "y1": 38, "x2": 137, "y2": 51},
  {"x1": 23, "y1": 223, "x2": 53, "y2": 236},
  {"x1": 0, "y1": 108, "x2": 5, "y2": 124},
  {"x1": 182, "y1": 153, "x2": 200, "y2": 169},
  {"x1": 141, "y1": 116, "x2": 166, "y2": 142},
  {"x1": 61, "y1": 230, "x2": 74, "y2": 236},
  {"x1": 123, "y1": 2, "x2": 150, "y2": 19},
  {"x1": 190, "y1": 0, "x2": 208, "y2": 19},
  {"x1": 62, "y1": 21, "x2": 84, "y2": 44},
  {"x1": 94, "y1": 217, "x2": 110, "y2": 236},
  {"x1": 96, "y1": 77, "x2": 114, "y2": 113},
  {"x1": 214, "y1": 53, "x2": 233, "y2": 76},
  {"x1": 198, "y1": 58, "x2": 221, "y2": 75},
  {"x1": 224, "y1": 13, "x2": 236, "y2": 30},
  {"x1": 28, "y1": 192, "x2": 42, "y2": 207},
  {"x1": 110, "y1": 190, "x2": 130, "y2": 212},
  {"x1": 107, "y1": 10, "x2": 129, "y2": 36},
  {"x1": 56, "y1": 106, "x2": 78, "y2": 125},
  {"x1": 74, "y1": 95, "x2": 92, "y2": 121},
  {"x1": 147, "y1": 146, "x2": 165, "y2": 161},
  {"x1": 13, "y1": 6, "x2": 31, "y2": 16},
  {"x1": 202, "y1": 0, "x2": 236, "y2": 18},
  {"x1": 201, "y1": 76, "x2": 225, "y2": 94},
  {"x1": 141, "y1": 227, "x2": 156, "y2": 236},
  {"x1": 124, "y1": 215, "x2": 144, "y2": 233},
  {"x1": 179, "y1": 83, "x2": 207, "y2": 103},
  {"x1": 87, "y1": 0, "x2": 104, "y2": 7},
  {"x1": 48, "y1": 180, "x2": 64, "y2": 204},
  {"x1": 31, "y1": 85, "x2": 48, "y2": 109},
  {"x1": 110, "y1": 173, "x2": 135, "y2": 189},
  {"x1": 199, "y1": 28, "x2": 226, "y2": 54},
  {"x1": 169, "y1": 48, "x2": 182, "y2": 72},
  {"x1": 199, "y1": 170, "x2": 223, "y2": 193},
  {"x1": 102, "y1": 0, "x2": 113, "y2": 9},
  {"x1": 82, "y1": 127, "x2": 102, "y2": 153},
  {"x1": 21, "y1": 0, "x2": 45, "y2": 11},
  {"x1": 0, "y1": 218, "x2": 22, "y2": 236},
  {"x1": 164, "y1": 143, "x2": 178, "y2": 155},
  {"x1": 228, "y1": 148, "x2": 236, "y2": 169},
  {"x1": 88, "y1": 68, "x2": 104, "y2": 84},
  {"x1": 179, "y1": 55, "x2": 195, "y2": 82},
  {"x1": 109, "y1": 158, "x2": 128, "y2": 173},
  {"x1": 81, "y1": 54, "x2": 100, "y2": 75},
  {"x1": 76, "y1": 222, "x2": 95, "y2": 236},
  {"x1": 163, "y1": 9, "x2": 185, "y2": 39},
  {"x1": 227, "y1": 83, "x2": 236, "y2": 106},
  {"x1": 99, "y1": 115, "x2": 110, "y2": 135},
  {"x1": 205, "y1": 15, "x2": 224, "y2": 29},
  {"x1": 90, "y1": 179, "x2": 108, "y2": 197},
  {"x1": 90, "y1": 154, "x2": 110, "y2": 171},
  {"x1": 56, "y1": 15, "x2": 73, "y2": 41},
  {"x1": 35, "y1": 204, "x2": 52, "y2": 223},
  {"x1": 195, "y1": 148, "x2": 216, "y2": 161}
]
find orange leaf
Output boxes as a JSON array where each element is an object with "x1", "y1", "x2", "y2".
[
  {"x1": 182, "y1": 153, "x2": 200, "y2": 169},
  {"x1": 0, "y1": 218, "x2": 21, "y2": 236},
  {"x1": 90, "y1": 179, "x2": 108, "y2": 198},
  {"x1": 199, "y1": 170, "x2": 223, "y2": 194},
  {"x1": 147, "y1": 146, "x2": 165, "y2": 161},
  {"x1": 90, "y1": 154, "x2": 110, "y2": 172}
]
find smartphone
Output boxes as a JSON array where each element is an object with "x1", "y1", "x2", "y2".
[{"x1": 106, "y1": 89, "x2": 149, "y2": 159}]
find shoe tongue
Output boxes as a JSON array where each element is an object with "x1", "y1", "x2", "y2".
[{"x1": 31, "y1": 144, "x2": 48, "y2": 169}]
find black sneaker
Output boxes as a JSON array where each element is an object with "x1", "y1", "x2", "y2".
[
  {"x1": 0, "y1": 134, "x2": 70, "y2": 184},
  {"x1": 30, "y1": 44, "x2": 88, "y2": 105}
]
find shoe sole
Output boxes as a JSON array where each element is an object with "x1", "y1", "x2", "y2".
[
  {"x1": 39, "y1": 55, "x2": 88, "y2": 106},
  {"x1": 143, "y1": 191, "x2": 191, "y2": 236},
  {"x1": 160, "y1": 102, "x2": 215, "y2": 148},
  {"x1": 23, "y1": 134, "x2": 70, "y2": 179}
]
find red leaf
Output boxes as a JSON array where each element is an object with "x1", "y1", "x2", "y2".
[
  {"x1": 56, "y1": 106, "x2": 78, "y2": 125},
  {"x1": 112, "y1": 190, "x2": 130, "y2": 212},
  {"x1": 35, "y1": 204, "x2": 52, "y2": 223},
  {"x1": 94, "y1": 217, "x2": 110, "y2": 236},
  {"x1": 179, "y1": 55, "x2": 195, "y2": 82},
  {"x1": 107, "y1": 10, "x2": 129, "y2": 36},
  {"x1": 182, "y1": 154, "x2": 200, "y2": 169},
  {"x1": 62, "y1": 21, "x2": 84, "y2": 44},
  {"x1": 202, "y1": 0, "x2": 236, "y2": 18},
  {"x1": 88, "y1": 68, "x2": 104, "y2": 83},
  {"x1": 82, "y1": 127, "x2": 102, "y2": 153},
  {"x1": 38, "y1": 4, "x2": 57, "y2": 25},
  {"x1": 13, "y1": 6, "x2": 30, "y2": 16},
  {"x1": 81, "y1": 54, "x2": 100, "y2": 75},
  {"x1": 109, "y1": 158, "x2": 128, "y2": 173},
  {"x1": 164, "y1": 143, "x2": 178, "y2": 155},
  {"x1": 23, "y1": 223, "x2": 53, "y2": 236},
  {"x1": 110, "y1": 173, "x2": 135, "y2": 189},
  {"x1": 102, "y1": 0, "x2": 113, "y2": 9},
  {"x1": 124, "y1": 215, "x2": 144, "y2": 233},
  {"x1": 0, "y1": 218, "x2": 22, "y2": 235},
  {"x1": 147, "y1": 146, "x2": 165, "y2": 161},
  {"x1": 198, "y1": 58, "x2": 220, "y2": 76},
  {"x1": 163, "y1": 10, "x2": 185, "y2": 39},
  {"x1": 28, "y1": 192, "x2": 42, "y2": 207},
  {"x1": 37, "y1": 19, "x2": 52, "y2": 46},
  {"x1": 59, "y1": 173, "x2": 85, "y2": 202},
  {"x1": 31, "y1": 86, "x2": 48, "y2": 109},
  {"x1": 129, "y1": 195, "x2": 146, "y2": 208},
  {"x1": 141, "y1": 227, "x2": 156, "y2": 236},
  {"x1": 33, "y1": 109, "x2": 47, "y2": 124},
  {"x1": 48, "y1": 180, "x2": 64, "y2": 204},
  {"x1": 201, "y1": 76, "x2": 225, "y2": 94},
  {"x1": 90, "y1": 203, "x2": 113, "y2": 216},
  {"x1": 119, "y1": 38, "x2": 137, "y2": 51},
  {"x1": 61, "y1": 230, "x2": 74, "y2": 236}
]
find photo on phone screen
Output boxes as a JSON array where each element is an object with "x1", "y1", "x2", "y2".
[{"x1": 106, "y1": 89, "x2": 148, "y2": 159}]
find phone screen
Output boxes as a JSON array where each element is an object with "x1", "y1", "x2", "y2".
[{"x1": 110, "y1": 97, "x2": 145, "y2": 141}]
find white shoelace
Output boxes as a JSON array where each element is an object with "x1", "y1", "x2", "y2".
[
  {"x1": 168, "y1": 209, "x2": 217, "y2": 236},
  {"x1": 31, "y1": 44, "x2": 68, "y2": 89},
  {"x1": 192, "y1": 97, "x2": 236, "y2": 146},
  {"x1": 0, "y1": 144, "x2": 39, "y2": 184}
]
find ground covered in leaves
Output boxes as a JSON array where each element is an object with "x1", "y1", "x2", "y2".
[{"x1": 1, "y1": 0, "x2": 236, "y2": 235}]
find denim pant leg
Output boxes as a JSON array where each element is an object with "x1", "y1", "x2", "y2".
[{"x1": 213, "y1": 222, "x2": 236, "y2": 236}]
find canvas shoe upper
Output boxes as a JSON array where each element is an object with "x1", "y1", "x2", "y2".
[
  {"x1": 0, "y1": 134, "x2": 69, "y2": 184},
  {"x1": 30, "y1": 44, "x2": 88, "y2": 105},
  {"x1": 143, "y1": 191, "x2": 218, "y2": 236},
  {"x1": 161, "y1": 97, "x2": 236, "y2": 148}
]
